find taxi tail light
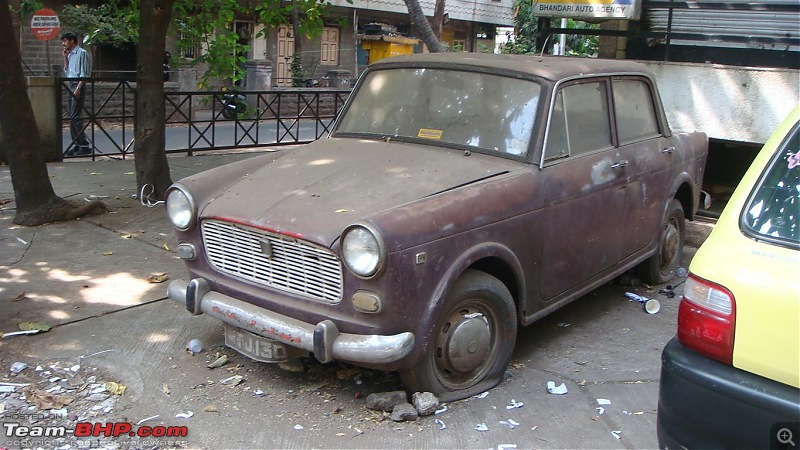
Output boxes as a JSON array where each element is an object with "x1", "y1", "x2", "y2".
[{"x1": 677, "y1": 273, "x2": 736, "y2": 365}]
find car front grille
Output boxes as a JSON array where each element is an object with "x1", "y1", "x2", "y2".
[{"x1": 201, "y1": 219, "x2": 343, "y2": 303}]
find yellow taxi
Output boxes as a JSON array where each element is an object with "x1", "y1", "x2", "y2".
[{"x1": 657, "y1": 106, "x2": 800, "y2": 448}]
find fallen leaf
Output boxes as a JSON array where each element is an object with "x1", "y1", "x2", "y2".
[
  {"x1": 163, "y1": 243, "x2": 170, "y2": 251},
  {"x1": 147, "y1": 273, "x2": 169, "y2": 283},
  {"x1": 121, "y1": 234, "x2": 132, "y2": 239},
  {"x1": 105, "y1": 381, "x2": 126, "y2": 396},
  {"x1": 207, "y1": 355, "x2": 228, "y2": 369},
  {"x1": 162, "y1": 384, "x2": 171, "y2": 395},
  {"x1": 203, "y1": 404, "x2": 219, "y2": 413},
  {"x1": 18, "y1": 322, "x2": 51, "y2": 332},
  {"x1": 334, "y1": 209, "x2": 351, "y2": 213},
  {"x1": 336, "y1": 367, "x2": 361, "y2": 380},
  {"x1": 299, "y1": 381, "x2": 329, "y2": 392},
  {"x1": 23, "y1": 387, "x2": 74, "y2": 410},
  {"x1": 102, "y1": 251, "x2": 114, "y2": 256},
  {"x1": 13, "y1": 292, "x2": 28, "y2": 302}
]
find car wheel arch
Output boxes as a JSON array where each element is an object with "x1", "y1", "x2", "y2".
[
  {"x1": 415, "y1": 242, "x2": 525, "y2": 350},
  {"x1": 669, "y1": 174, "x2": 697, "y2": 221}
]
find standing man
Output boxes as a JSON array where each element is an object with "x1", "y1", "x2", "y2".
[{"x1": 61, "y1": 32, "x2": 92, "y2": 156}]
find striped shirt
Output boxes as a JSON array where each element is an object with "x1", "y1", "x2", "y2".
[{"x1": 65, "y1": 46, "x2": 91, "y2": 78}]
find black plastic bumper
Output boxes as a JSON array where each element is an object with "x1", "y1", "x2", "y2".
[{"x1": 657, "y1": 337, "x2": 800, "y2": 449}]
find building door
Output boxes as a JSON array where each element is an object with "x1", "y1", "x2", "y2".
[
  {"x1": 276, "y1": 26, "x2": 295, "y2": 86},
  {"x1": 321, "y1": 27, "x2": 339, "y2": 66},
  {"x1": 253, "y1": 24, "x2": 267, "y2": 61}
]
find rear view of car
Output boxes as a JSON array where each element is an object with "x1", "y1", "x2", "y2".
[{"x1": 657, "y1": 106, "x2": 800, "y2": 448}]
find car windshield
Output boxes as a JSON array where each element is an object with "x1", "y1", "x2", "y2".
[
  {"x1": 334, "y1": 68, "x2": 541, "y2": 157},
  {"x1": 742, "y1": 121, "x2": 800, "y2": 247}
]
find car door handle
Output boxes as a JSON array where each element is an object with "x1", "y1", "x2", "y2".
[
  {"x1": 661, "y1": 146, "x2": 675, "y2": 154},
  {"x1": 611, "y1": 160, "x2": 628, "y2": 169}
]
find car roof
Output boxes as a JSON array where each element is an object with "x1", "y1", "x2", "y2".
[{"x1": 369, "y1": 53, "x2": 655, "y2": 82}]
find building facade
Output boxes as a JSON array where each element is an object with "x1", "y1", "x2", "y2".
[{"x1": 16, "y1": 0, "x2": 513, "y2": 86}]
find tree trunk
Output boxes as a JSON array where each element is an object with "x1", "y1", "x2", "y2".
[
  {"x1": 135, "y1": 0, "x2": 175, "y2": 201},
  {"x1": 291, "y1": 0, "x2": 302, "y2": 56},
  {"x1": 432, "y1": 0, "x2": 446, "y2": 41},
  {"x1": 403, "y1": 0, "x2": 447, "y2": 53},
  {"x1": 0, "y1": 0, "x2": 105, "y2": 225}
]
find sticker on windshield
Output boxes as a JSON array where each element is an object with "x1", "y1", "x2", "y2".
[
  {"x1": 788, "y1": 151, "x2": 799, "y2": 169},
  {"x1": 418, "y1": 129, "x2": 443, "y2": 140}
]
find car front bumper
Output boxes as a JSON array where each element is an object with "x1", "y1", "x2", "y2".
[
  {"x1": 657, "y1": 337, "x2": 800, "y2": 449},
  {"x1": 168, "y1": 278, "x2": 415, "y2": 365}
]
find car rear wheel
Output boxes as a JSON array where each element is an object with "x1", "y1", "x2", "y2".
[
  {"x1": 399, "y1": 270, "x2": 517, "y2": 402},
  {"x1": 637, "y1": 199, "x2": 685, "y2": 284}
]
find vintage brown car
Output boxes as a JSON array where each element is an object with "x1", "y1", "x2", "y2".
[{"x1": 166, "y1": 53, "x2": 708, "y2": 401}]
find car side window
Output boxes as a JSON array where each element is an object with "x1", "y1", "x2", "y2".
[
  {"x1": 612, "y1": 78, "x2": 660, "y2": 144},
  {"x1": 544, "y1": 81, "x2": 612, "y2": 161},
  {"x1": 742, "y1": 122, "x2": 800, "y2": 247}
]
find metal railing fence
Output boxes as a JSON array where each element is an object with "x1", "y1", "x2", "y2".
[{"x1": 59, "y1": 78, "x2": 351, "y2": 160}]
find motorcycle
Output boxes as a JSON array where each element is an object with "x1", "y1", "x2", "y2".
[{"x1": 220, "y1": 93, "x2": 246, "y2": 119}]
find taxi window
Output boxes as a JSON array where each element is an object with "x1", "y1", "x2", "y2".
[{"x1": 742, "y1": 122, "x2": 800, "y2": 248}]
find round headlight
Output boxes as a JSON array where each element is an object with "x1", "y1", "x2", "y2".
[
  {"x1": 342, "y1": 225, "x2": 384, "y2": 278},
  {"x1": 166, "y1": 186, "x2": 196, "y2": 230}
]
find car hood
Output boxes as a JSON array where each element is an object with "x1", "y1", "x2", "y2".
[{"x1": 199, "y1": 138, "x2": 520, "y2": 246}]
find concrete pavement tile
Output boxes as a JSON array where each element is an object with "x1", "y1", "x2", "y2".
[
  {"x1": 513, "y1": 283, "x2": 678, "y2": 384},
  {"x1": 0, "y1": 216, "x2": 36, "y2": 267},
  {"x1": 1, "y1": 219, "x2": 183, "y2": 333},
  {"x1": 583, "y1": 381, "x2": 661, "y2": 448}
]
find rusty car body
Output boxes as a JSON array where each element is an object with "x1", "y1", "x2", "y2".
[{"x1": 166, "y1": 53, "x2": 708, "y2": 401}]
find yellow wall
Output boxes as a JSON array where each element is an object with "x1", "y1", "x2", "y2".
[{"x1": 361, "y1": 41, "x2": 415, "y2": 64}]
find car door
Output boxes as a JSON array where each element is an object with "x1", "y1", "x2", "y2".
[
  {"x1": 539, "y1": 79, "x2": 628, "y2": 300},
  {"x1": 611, "y1": 77, "x2": 673, "y2": 258}
]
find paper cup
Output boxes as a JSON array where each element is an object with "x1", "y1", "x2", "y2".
[{"x1": 644, "y1": 299, "x2": 661, "y2": 314}]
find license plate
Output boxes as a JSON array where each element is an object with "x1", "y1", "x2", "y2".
[{"x1": 224, "y1": 325, "x2": 306, "y2": 363}]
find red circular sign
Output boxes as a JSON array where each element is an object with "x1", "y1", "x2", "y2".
[{"x1": 31, "y1": 9, "x2": 60, "y2": 41}]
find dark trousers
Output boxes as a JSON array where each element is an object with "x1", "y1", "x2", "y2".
[{"x1": 68, "y1": 82, "x2": 91, "y2": 151}]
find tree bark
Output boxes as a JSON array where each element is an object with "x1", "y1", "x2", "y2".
[
  {"x1": 135, "y1": 0, "x2": 176, "y2": 201},
  {"x1": 291, "y1": 0, "x2": 302, "y2": 56},
  {"x1": 432, "y1": 0, "x2": 446, "y2": 41},
  {"x1": 403, "y1": 0, "x2": 447, "y2": 53},
  {"x1": 0, "y1": 0, "x2": 105, "y2": 225}
]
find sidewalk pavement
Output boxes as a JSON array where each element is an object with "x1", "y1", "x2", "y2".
[
  {"x1": 1, "y1": 150, "x2": 274, "y2": 335},
  {"x1": 0, "y1": 151, "x2": 715, "y2": 450}
]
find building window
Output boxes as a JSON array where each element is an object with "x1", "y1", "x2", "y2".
[
  {"x1": 321, "y1": 27, "x2": 339, "y2": 65},
  {"x1": 179, "y1": 26, "x2": 203, "y2": 58}
]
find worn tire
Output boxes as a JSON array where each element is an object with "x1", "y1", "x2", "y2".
[
  {"x1": 399, "y1": 270, "x2": 517, "y2": 402},
  {"x1": 637, "y1": 199, "x2": 685, "y2": 284}
]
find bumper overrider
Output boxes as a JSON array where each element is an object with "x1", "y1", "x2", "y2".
[{"x1": 168, "y1": 278, "x2": 415, "y2": 365}]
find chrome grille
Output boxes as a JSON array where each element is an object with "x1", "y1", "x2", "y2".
[{"x1": 202, "y1": 220, "x2": 343, "y2": 303}]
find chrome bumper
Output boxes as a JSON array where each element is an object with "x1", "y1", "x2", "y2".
[{"x1": 167, "y1": 278, "x2": 414, "y2": 365}]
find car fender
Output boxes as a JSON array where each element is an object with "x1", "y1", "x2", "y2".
[
  {"x1": 667, "y1": 170, "x2": 699, "y2": 220},
  {"x1": 405, "y1": 241, "x2": 526, "y2": 365}
]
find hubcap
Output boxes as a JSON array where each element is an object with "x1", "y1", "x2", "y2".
[
  {"x1": 444, "y1": 315, "x2": 491, "y2": 373},
  {"x1": 660, "y1": 221, "x2": 679, "y2": 269}
]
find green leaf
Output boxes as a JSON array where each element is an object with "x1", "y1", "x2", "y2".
[{"x1": 18, "y1": 322, "x2": 52, "y2": 332}]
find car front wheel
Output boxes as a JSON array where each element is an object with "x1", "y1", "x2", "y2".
[
  {"x1": 399, "y1": 270, "x2": 517, "y2": 402},
  {"x1": 637, "y1": 198, "x2": 685, "y2": 284}
]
